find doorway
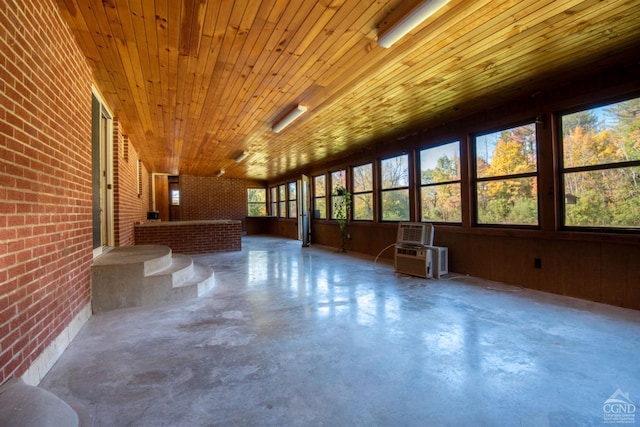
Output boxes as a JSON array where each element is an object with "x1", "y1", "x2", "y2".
[
  {"x1": 153, "y1": 174, "x2": 180, "y2": 221},
  {"x1": 168, "y1": 176, "x2": 181, "y2": 221},
  {"x1": 298, "y1": 174, "x2": 311, "y2": 246},
  {"x1": 91, "y1": 90, "x2": 114, "y2": 256}
]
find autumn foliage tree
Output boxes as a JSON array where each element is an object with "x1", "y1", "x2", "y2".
[
  {"x1": 476, "y1": 124, "x2": 538, "y2": 225},
  {"x1": 563, "y1": 97, "x2": 640, "y2": 228},
  {"x1": 421, "y1": 146, "x2": 462, "y2": 222}
]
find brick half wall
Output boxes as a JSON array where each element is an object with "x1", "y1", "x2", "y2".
[{"x1": 134, "y1": 221, "x2": 242, "y2": 254}]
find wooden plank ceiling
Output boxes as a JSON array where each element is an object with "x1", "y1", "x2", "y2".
[{"x1": 55, "y1": 0, "x2": 640, "y2": 180}]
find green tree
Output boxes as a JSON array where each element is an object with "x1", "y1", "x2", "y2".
[
  {"x1": 562, "y1": 110, "x2": 598, "y2": 136},
  {"x1": 332, "y1": 185, "x2": 351, "y2": 252},
  {"x1": 247, "y1": 188, "x2": 266, "y2": 216},
  {"x1": 606, "y1": 98, "x2": 640, "y2": 161}
]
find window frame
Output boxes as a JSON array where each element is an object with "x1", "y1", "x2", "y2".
[
  {"x1": 247, "y1": 187, "x2": 267, "y2": 217},
  {"x1": 419, "y1": 140, "x2": 462, "y2": 224},
  {"x1": 329, "y1": 168, "x2": 348, "y2": 221},
  {"x1": 351, "y1": 162, "x2": 374, "y2": 221},
  {"x1": 379, "y1": 153, "x2": 410, "y2": 222},
  {"x1": 278, "y1": 184, "x2": 287, "y2": 218},
  {"x1": 330, "y1": 169, "x2": 347, "y2": 220},
  {"x1": 473, "y1": 120, "x2": 540, "y2": 227},
  {"x1": 287, "y1": 181, "x2": 297, "y2": 219},
  {"x1": 559, "y1": 94, "x2": 640, "y2": 231},
  {"x1": 269, "y1": 186, "x2": 277, "y2": 216},
  {"x1": 313, "y1": 174, "x2": 327, "y2": 219}
]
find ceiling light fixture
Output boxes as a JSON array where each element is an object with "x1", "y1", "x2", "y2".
[
  {"x1": 216, "y1": 169, "x2": 225, "y2": 177},
  {"x1": 272, "y1": 104, "x2": 307, "y2": 133},
  {"x1": 234, "y1": 151, "x2": 248, "y2": 163},
  {"x1": 377, "y1": 0, "x2": 450, "y2": 48}
]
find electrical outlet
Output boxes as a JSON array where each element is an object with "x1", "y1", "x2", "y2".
[{"x1": 534, "y1": 258, "x2": 542, "y2": 269}]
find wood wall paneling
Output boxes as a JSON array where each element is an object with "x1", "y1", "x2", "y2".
[{"x1": 154, "y1": 175, "x2": 169, "y2": 221}]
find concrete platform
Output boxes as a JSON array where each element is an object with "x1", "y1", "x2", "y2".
[
  {"x1": 91, "y1": 245, "x2": 172, "y2": 275},
  {"x1": 42, "y1": 236, "x2": 640, "y2": 426}
]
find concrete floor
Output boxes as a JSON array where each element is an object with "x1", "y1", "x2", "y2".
[{"x1": 40, "y1": 236, "x2": 640, "y2": 426}]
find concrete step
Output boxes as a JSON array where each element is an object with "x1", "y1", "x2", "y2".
[
  {"x1": 147, "y1": 254, "x2": 194, "y2": 287},
  {"x1": 142, "y1": 258, "x2": 215, "y2": 304},
  {"x1": 91, "y1": 245, "x2": 215, "y2": 313},
  {"x1": 175, "y1": 262, "x2": 215, "y2": 296},
  {"x1": 151, "y1": 262, "x2": 215, "y2": 304}
]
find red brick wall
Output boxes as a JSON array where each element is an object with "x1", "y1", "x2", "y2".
[
  {"x1": 0, "y1": 1, "x2": 93, "y2": 383},
  {"x1": 113, "y1": 120, "x2": 150, "y2": 246},
  {"x1": 134, "y1": 222, "x2": 242, "y2": 254},
  {"x1": 180, "y1": 175, "x2": 248, "y2": 228}
]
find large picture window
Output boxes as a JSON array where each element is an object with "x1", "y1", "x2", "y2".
[
  {"x1": 561, "y1": 96, "x2": 640, "y2": 228},
  {"x1": 288, "y1": 181, "x2": 297, "y2": 219},
  {"x1": 420, "y1": 141, "x2": 461, "y2": 223},
  {"x1": 330, "y1": 169, "x2": 346, "y2": 220},
  {"x1": 380, "y1": 154, "x2": 409, "y2": 221},
  {"x1": 352, "y1": 163, "x2": 373, "y2": 220},
  {"x1": 278, "y1": 184, "x2": 286, "y2": 218},
  {"x1": 475, "y1": 123, "x2": 538, "y2": 225},
  {"x1": 247, "y1": 188, "x2": 267, "y2": 216},
  {"x1": 270, "y1": 187, "x2": 277, "y2": 216},
  {"x1": 313, "y1": 174, "x2": 327, "y2": 219}
]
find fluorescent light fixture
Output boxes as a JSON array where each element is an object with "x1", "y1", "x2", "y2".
[
  {"x1": 272, "y1": 104, "x2": 307, "y2": 133},
  {"x1": 216, "y1": 169, "x2": 225, "y2": 177},
  {"x1": 234, "y1": 151, "x2": 248, "y2": 163},
  {"x1": 377, "y1": 0, "x2": 450, "y2": 48}
]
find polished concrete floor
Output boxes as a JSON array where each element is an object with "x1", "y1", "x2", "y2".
[{"x1": 40, "y1": 236, "x2": 640, "y2": 426}]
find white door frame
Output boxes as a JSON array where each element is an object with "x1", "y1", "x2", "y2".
[
  {"x1": 298, "y1": 174, "x2": 311, "y2": 246},
  {"x1": 92, "y1": 86, "x2": 114, "y2": 257}
]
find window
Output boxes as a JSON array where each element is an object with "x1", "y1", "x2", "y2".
[
  {"x1": 313, "y1": 175, "x2": 327, "y2": 219},
  {"x1": 288, "y1": 181, "x2": 297, "y2": 218},
  {"x1": 270, "y1": 187, "x2": 277, "y2": 216},
  {"x1": 330, "y1": 169, "x2": 347, "y2": 220},
  {"x1": 171, "y1": 189, "x2": 180, "y2": 206},
  {"x1": 247, "y1": 188, "x2": 267, "y2": 216},
  {"x1": 278, "y1": 184, "x2": 286, "y2": 218},
  {"x1": 561, "y1": 96, "x2": 640, "y2": 228},
  {"x1": 420, "y1": 141, "x2": 461, "y2": 223},
  {"x1": 380, "y1": 154, "x2": 410, "y2": 221},
  {"x1": 352, "y1": 163, "x2": 373, "y2": 220},
  {"x1": 475, "y1": 123, "x2": 538, "y2": 225}
]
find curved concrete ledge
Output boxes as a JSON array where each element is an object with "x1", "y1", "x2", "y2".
[
  {"x1": 92, "y1": 245, "x2": 172, "y2": 276},
  {"x1": 0, "y1": 378, "x2": 78, "y2": 427}
]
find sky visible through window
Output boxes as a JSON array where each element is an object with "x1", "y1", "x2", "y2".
[
  {"x1": 476, "y1": 132, "x2": 500, "y2": 165},
  {"x1": 420, "y1": 142, "x2": 460, "y2": 174}
]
